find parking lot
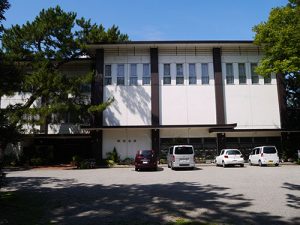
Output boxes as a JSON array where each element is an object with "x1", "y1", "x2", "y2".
[{"x1": 1, "y1": 164, "x2": 300, "y2": 225}]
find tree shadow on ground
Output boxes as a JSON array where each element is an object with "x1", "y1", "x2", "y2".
[
  {"x1": 0, "y1": 177, "x2": 297, "y2": 225},
  {"x1": 282, "y1": 182, "x2": 300, "y2": 210}
]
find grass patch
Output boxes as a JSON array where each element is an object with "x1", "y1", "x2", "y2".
[{"x1": 0, "y1": 191, "x2": 53, "y2": 225}]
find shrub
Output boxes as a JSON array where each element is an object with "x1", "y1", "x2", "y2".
[
  {"x1": 71, "y1": 155, "x2": 82, "y2": 167},
  {"x1": 106, "y1": 147, "x2": 120, "y2": 163},
  {"x1": 30, "y1": 157, "x2": 45, "y2": 166},
  {"x1": 119, "y1": 157, "x2": 134, "y2": 165}
]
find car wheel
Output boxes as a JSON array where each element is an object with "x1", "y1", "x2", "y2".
[
  {"x1": 222, "y1": 161, "x2": 226, "y2": 168},
  {"x1": 249, "y1": 160, "x2": 252, "y2": 166},
  {"x1": 275, "y1": 163, "x2": 279, "y2": 167},
  {"x1": 135, "y1": 167, "x2": 138, "y2": 171},
  {"x1": 259, "y1": 160, "x2": 263, "y2": 167},
  {"x1": 240, "y1": 164, "x2": 244, "y2": 167},
  {"x1": 168, "y1": 163, "x2": 170, "y2": 168},
  {"x1": 171, "y1": 162, "x2": 174, "y2": 170}
]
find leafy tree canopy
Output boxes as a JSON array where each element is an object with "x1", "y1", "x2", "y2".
[
  {"x1": 0, "y1": 0, "x2": 10, "y2": 33},
  {"x1": 2, "y1": 5, "x2": 128, "y2": 132},
  {"x1": 253, "y1": 0, "x2": 300, "y2": 76}
]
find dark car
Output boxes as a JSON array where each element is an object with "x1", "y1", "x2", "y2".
[{"x1": 135, "y1": 150, "x2": 158, "y2": 171}]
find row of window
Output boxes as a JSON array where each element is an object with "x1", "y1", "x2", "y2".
[
  {"x1": 104, "y1": 63, "x2": 271, "y2": 86},
  {"x1": 225, "y1": 63, "x2": 271, "y2": 85},
  {"x1": 105, "y1": 64, "x2": 150, "y2": 86},
  {"x1": 162, "y1": 63, "x2": 209, "y2": 85}
]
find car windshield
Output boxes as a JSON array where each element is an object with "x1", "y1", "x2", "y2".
[
  {"x1": 174, "y1": 147, "x2": 193, "y2": 154},
  {"x1": 226, "y1": 150, "x2": 241, "y2": 155},
  {"x1": 263, "y1": 147, "x2": 277, "y2": 154},
  {"x1": 139, "y1": 150, "x2": 153, "y2": 157}
]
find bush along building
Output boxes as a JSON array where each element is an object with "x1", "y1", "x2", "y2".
[{"x1": 0, "y1": 41, "x2": 292, "y2": 163}]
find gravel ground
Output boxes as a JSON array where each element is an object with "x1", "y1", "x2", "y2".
[{"x1": 1, "y1": 164, "x2": 300, "y2": 225}]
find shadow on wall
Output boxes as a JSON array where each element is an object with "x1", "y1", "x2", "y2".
[
  {"x1": 1, "y1": 176, "x2": 297, "y2": 225},
  {"x1": 104, "y1": 86, "x2": 151, "y2": 126}
]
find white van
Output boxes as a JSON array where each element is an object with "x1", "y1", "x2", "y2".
[
  {"x1": 167, "y1": 145, "x2": 195, "y2": 169},
  {"x1": 248, "y1": 146, "x2": 280, "y2": 167}
]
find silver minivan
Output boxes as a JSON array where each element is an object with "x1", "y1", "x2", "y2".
[
  {"x1": 248, "y1": 146, "x2": 280, "y2": 167},
  {"x1": 167, "y1": 145, "x2": 195, "y2": 169}
]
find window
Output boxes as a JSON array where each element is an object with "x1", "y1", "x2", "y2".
[
  {"x1": 201, "y1": 63, "x2": 209, "y2": 84},
  {"x1": 117, "y1": 64, "x2": 125, "y2": 85},
  {"x1": 264, "y1": 75, "x2": 271, "y2": 84},
  {"x1": 238, "y1": 63, "x2": 246, "y2": 84},
  {"x1": 129, "y1": 64, "x2": 137, "y2": 85},
  {"x1": 251, "y1": 63, "x2": 259, "y2": 84},
  {"x1": 226, "y1": 63, "x2": 234, "y2": 84},
  {"x1": 105, "y1": 65, "x2": 112, "y2": 85},
  {"x1": 176, "y1": 63, "x2": 184, "y2": 85},
  {"x1": 163, "y1": 64, "x2": 171, "y2": 85},
  {"x1": 189, "y1": 63, "x2": 196, "y2": 84},
  {"x1": 142, "y1": 64, "x2": 151, "y2": 85}
]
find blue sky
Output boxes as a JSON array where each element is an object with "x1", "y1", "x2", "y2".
[{"x1": 3, "y1": 0, "x2": 288, "y2": 41}]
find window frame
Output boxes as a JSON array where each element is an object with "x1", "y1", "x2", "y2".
[
  {"x1": 117, "y1": 64, "x2": 125, "y2": 85},
  {"x1": 226, "y1": 63, "x2": 234, "y2": 84},
  {"x1": 129, "y1": 64, "x2": 138, "y2": 86},
  {"x1": 142, "y1": 63, "x2": 151, "y2": 85},
  {"x1": 189, "y1": 63, "x2": 196, "y2": 85},
  {"x1": 251, "y1": 63, "x2": 259, "y2": 84},
  {"x1": 238, "y1": 63, "x2": 247, "y2": 84},
  {"x1": 201, "y1": 63, "x2": 209, "y2": 85},
  {"x1": 163, "y1": 64, "x2": 171, "y2": 85},
  {"x1": 104, "y1": 64, "x2": 112, "y2": 85}
]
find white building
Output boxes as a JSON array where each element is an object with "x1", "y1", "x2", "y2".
[
  {"x1": 86, "y1": 41, "x2": 285, "y2": 160},
  {"x1": 1, "y1": 41, "x2": 286, "y2": 161}
]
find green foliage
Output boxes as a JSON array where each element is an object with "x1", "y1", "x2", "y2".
[
  {"x1": 119, "y1": 157, "x2": 134, "y2": 165},
  {"x1": 0, "y1": 0, "x2": 10, "y2": 33},
  {"x1": 106, "y1": 147, "x2": 120, "y2": 163},
  {"x1": 253, "y1": 0, "x2": 300, "y2": 138},
  {"x1": 253, "y1": 0, "x2": 300, "y2": 76},
  {"x1": 1, "y1": 5, "x2": 128, "y2": 133}
]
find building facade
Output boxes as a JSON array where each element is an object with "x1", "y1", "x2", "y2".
[
  {"x1": 1, "y1": 41, "x2": 286, "y2": 161},
  {"x1": 87, "y1": 41, "x2": 284, "y2": 160}
]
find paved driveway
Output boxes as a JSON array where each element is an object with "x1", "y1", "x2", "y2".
[{"x1": 1, "y1": 165, "x2": 300, "y2": 224}]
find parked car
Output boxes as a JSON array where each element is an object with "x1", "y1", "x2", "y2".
[
  {"x1": 215, "y1": 149, "x2": 244, "y2": 168},
  {"x1": 134, "y1": 150, "x2": 158, "y2": 171},
  {"x1": 248, "y1": 146, "x2": 279, "y2": 167},
  {"x1": 167, "y1": 145, "x2": 195, "y2": 170}
]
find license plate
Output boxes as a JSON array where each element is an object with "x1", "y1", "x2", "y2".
[
  {"x1": 180, "y1": 159, "x2": 189, "y2": 163},
  {"x1": 142, "y1": 161, "x2": 149, "y2": 164},
  {"x1": 268, "y1": 160, "x2": 273, "y2": 163}
]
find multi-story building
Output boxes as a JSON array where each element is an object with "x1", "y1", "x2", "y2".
[{"x1": 1, "y1": 41, "x2": 286, "y2": 161}]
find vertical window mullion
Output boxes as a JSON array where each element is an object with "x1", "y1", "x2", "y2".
[
  {"x1": 201, "y1": 63, "x2": 209, "y2": 84},
  {"x1": 176, "y1": 63, "x2": 184, "y2": 85},
  {"x1": 163, "y1": 64, "x2": 171, "y2": 85}
]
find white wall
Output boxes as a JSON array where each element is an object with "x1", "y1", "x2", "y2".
[
  {"x1": 159, "y1": 54, "x2": 216, "y2": 125},
  {"x1": 160, "y1": 128, "x2": 216, "y2": 138},
  {"x1": 103, "y1": 86, "x2": 151, "y2": 126},
  {"x1": 0, "y1": 93, "x2": 41, "y2": 108},
  {"x1": 102, "y1": 129, "x2": 151, "y2": 159},
  {"x1": 103, "y1": 54, "x2": 152, "y2": 126},
  {"x1": 160, "y1": 86, "x2": 216, "y2": 125},
  {"x1": 222, "y1": 55, "x2": 281, "y2": 129}
]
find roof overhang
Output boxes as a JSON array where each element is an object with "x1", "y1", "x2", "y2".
[
  {"x1": 81, "y1": 123, "x2": 237, "y2": 131},
  {"x1": 87, "y1": 40, "x2": 255, "y2": 50},
  {"x1": 208, "y1": 128, "x2": 300, "y2": 134}
]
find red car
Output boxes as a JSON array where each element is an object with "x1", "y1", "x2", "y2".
[{"x1": 135, "y1": 150, "x2": 158, "y2": 171}]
